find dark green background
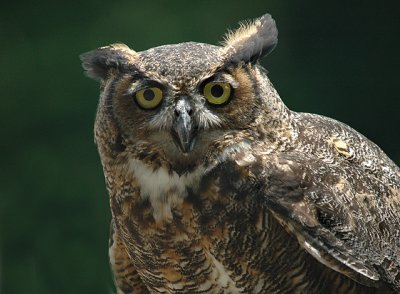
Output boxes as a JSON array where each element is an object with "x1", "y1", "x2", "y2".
[{"x1": 1, "y1": 0, "x2": 399, "y2": 293}]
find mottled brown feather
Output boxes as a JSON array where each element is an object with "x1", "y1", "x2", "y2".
[{"x1": 81, "y1": 13, "x2": 400, "y2": 294}]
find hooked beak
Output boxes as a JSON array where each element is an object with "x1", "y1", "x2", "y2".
[{"x1": 172, "y1": 98, "x2": 196, "y2": 153}]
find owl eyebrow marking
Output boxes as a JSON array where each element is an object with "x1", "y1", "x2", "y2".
[
  {"x1": 133, "y1": 67, "x2": 181, "y2": 91},
  {"x1": 124, "y1": 80, "x2": 143, "y2": 96},
  {"x1": 197, "y1": 71, "x2": 239, "y2": 90},
  {"x1": 219, "y1": 73, "x2": 239, "y2": 89},
  {"x1": 124, "y1": 78, "x2": 166, "y2": 96}
]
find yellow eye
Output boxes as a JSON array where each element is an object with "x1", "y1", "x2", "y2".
[
  {"x1": 203, "y1": 82, "x2": 232, "y2": 105},
  {"x1": 135, "y1": 87, "x2": 163, "y2": 109}
]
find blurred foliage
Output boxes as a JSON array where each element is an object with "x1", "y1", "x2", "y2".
[{"x1": 0, "y1": 0, "x2": 399, "y2": 293}]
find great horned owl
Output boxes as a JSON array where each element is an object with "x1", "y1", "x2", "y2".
[{"x1": 80, "y1": 14, "x2": 400, "y2": 293}]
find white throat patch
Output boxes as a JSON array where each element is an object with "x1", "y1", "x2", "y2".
[{"x1": 129, "y1": 159, "x2": 206, "y2": 222}]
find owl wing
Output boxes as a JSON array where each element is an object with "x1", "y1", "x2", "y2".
[
  {"x1": 109, "y1": 220, "x2": 150, "y2": 294},
  {"x1": 240, "y1": 150, "x2": 400, "y2": 289}
]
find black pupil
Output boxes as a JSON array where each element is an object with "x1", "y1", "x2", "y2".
[
  {"x1": 143, "y1": 89, "x2": 155, "y2": 101},
  {"x1": 211, "y1": 84, "x2": 224, "y2": 98}
]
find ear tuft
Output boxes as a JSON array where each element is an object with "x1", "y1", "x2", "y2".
[
  {"x1": 221, "y1": 14, "x2": 278, "y2": 65},
  {"x1": 80, "y1": 43, "x2": 138, "y2": 81}
]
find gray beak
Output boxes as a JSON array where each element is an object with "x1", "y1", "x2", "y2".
[{"x1": 172, "y1": 98, "x2": 196, "y2": 153}]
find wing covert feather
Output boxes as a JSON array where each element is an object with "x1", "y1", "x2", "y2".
[{"x1": 234, "y1": 150, "x2": 400, "y2": 289}]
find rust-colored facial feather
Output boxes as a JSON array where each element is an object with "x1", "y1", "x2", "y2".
[
  {"x1": 210, "y1": 65, "x2": 262, "y2": 129},
  {"x1": 80, "y1": 13, "x2": 280, "y2": 167},
  {"x1": 105, "y1": 52, "x2": 267, "y2": 168},
  {"x1": 113, "y1": 75, "x2": 166, "y2": 138}
]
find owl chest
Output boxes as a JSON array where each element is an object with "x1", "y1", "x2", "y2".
[
  {"x1": 114, "y1": 160, "x2": 353, "y2": 293},
  {"x1": 114, "y1": 160, "x2": 280, "y2": 292},
  {"x1": 125, "y1": 158, "x2": 207, "y2": 222}
]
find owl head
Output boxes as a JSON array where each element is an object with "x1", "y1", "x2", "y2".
[{"x1": 81, "y1": 14, "x2": 281, "y2": 171}]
